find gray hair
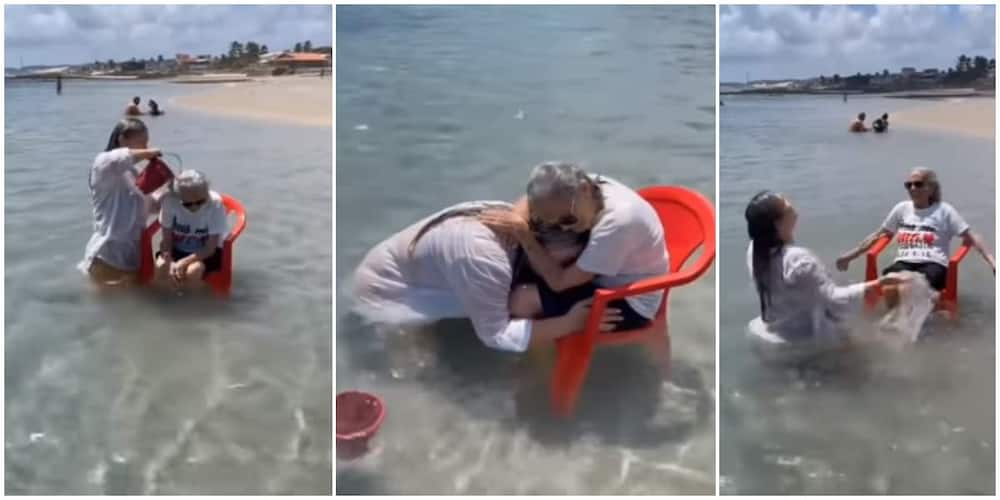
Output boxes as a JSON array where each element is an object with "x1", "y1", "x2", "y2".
[
  {"x1": 525, "y1": 161, "x2": 592, "y2": 204},
  {"x1": 173, "y1": 169, "x2": 210, "y2": 195},
  {"x1": 912, "y1": 167, "x2": 941, "y2": 204}
]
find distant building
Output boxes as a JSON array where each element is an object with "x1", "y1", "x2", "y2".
[
  {"x1": 900, "y1": 67, "x2": 916, "y2": 77},
  {"x1": 269, "y1": 52, "x2": 331, "y2": 71},
  {"x1": 270, "y1": 52, "x2": 332, "y2": 73},
  {"x1": 176, "y1": 53, "x2": 212, "y2": 72}
]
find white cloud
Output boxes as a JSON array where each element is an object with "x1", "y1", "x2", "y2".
[
  {"x1": 721, "y1": 5, "x2": 995, "y2": 81},
  {"x1": 4, "y1": 5, "x2": 332, "y2": 66}
]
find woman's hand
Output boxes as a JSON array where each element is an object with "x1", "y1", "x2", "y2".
[
  {"x1": 567, "y1": 298, "x2": 623, "y2": 332},
  {"x1": 479, "y1": 209, "x2": 532, "y2": 244},
  {"x1": 169, "y1": 259, "x2": 188, "y2": 285},
  {"x1": 835, "y1": 254, "x2": 852, "y2": 271}
]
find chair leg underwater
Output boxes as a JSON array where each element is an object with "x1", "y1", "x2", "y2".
[
  {"x1": 646, "y1": 323, "x2": 671, "y2": 381},
  {"x1": 551, "y1": 334, "x2": 596, "y2": 418}
]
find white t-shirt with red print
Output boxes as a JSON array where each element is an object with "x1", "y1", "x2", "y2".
[{"x1": 881, "y1": 201, "x2": 970, "y2": 267}]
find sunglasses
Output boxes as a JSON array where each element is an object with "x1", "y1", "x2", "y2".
[
  {"x1": 182, "y1": 198, "x2": 207, "y2": 209},
  {"x1": 903, "y1": 181, "x2": 926, "y2": 190},
  {"x1": 530, "y1": 195, "x2": 578, "y2": 232}
]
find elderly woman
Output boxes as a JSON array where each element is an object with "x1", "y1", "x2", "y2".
[
  {"x1": 480, "y1": 162, "x2": 669, "y2": 332},
  {"x1": 836, "y1": 168, "x2": 995, "y2": 306},
  {"x1": 78, "y1": 118, "x2": 162, "y2": 286},
  {"x1": 156, "y1": 170, "x2": 229, "y2": 288}
]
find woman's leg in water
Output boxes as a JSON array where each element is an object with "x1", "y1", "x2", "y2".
[{"x1": 87, "y1": 257, "x2": 137, "y2": 288}]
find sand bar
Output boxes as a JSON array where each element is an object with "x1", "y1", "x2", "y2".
[
  {"x1": 173, "y1": 75, "x2": 331, "y2": 127},
  {"x1": 892, "y1": 97, "x2": 994, "y2": 140}
]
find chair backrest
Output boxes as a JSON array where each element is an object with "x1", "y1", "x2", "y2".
[
  {"x1": 219, "y1": 193, "x2": 247, "y2": 243},
  {"x1": 637, "y1": 186, "x2": 715, "y2": 274}
]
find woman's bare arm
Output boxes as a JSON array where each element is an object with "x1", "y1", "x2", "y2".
[{"x1": 961, "y1": 229, "x2": 996, "y2": 273}]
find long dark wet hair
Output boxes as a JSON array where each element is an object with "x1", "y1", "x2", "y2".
[
  {"x1": 745, "y1": 190, "x2": 787, "y2": 321},
  {"x1": 104, "y1": 117, "x2": 147, "y2": 151}
]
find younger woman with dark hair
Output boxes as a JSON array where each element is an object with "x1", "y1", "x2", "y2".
[{"x1": 744, "y1": 191, "x2": 903, "y2": 360}]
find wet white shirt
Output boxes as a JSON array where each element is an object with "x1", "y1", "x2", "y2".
[
  {"x1": 351, "y1": 201, "x2": 532, "y2": 353},
  {"x1": 881, "y1": 201, "x2": 969, "y2": 267},
  {"x1": 575, "y1": 176, "x2": 669, "y2": 318},
  {"x1": 78, "y1": 148, "x2": 148, "y2": 273},
  {"x1": 160, "y1": 190, "x2": 228, "y2": 253},
  {"x1": 746, "y1": 243, "x2": 866, "y2": 341}
]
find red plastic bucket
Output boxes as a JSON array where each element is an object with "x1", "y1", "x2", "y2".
[{"x1": 336, "y1": 391, "x2": 385, "y2": 459}]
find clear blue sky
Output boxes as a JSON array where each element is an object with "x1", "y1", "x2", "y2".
[
  {"x1": 721, "y1": 5, "x2": 995, "y2": 82},
  {"x1": 5, "y1": 5, "x2": 332, "y2": 67}
]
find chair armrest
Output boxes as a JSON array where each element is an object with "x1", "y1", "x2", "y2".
[
  {"x1": 866, "y1": 234, "x2": 892, "y2": 258},
  {"x1": 592, "y1": 250, "x2": 716, "y2": 303},
  {"x1": 575, "y1": 248, "x2": 715, "y2": 342},
  {"x1": 144, "y1": 219, "x2": 161, "y2": 237},
  {"x1": 951, "y1": 241, "x2": 972, "y2": 264},
  {"x1": 226, "y1": 214, "x2": 247, "y2": 243}
]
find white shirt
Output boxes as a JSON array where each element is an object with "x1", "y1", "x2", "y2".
[
  {"x1": 575, "y1": 176, "x2": 669, "y2": 319},
  {"x1": 746, "y1": 244, "x2": 866, "y2": 341},
  {"x1": 159, "y1": 190, "x2": 228, "y2": 253},
  {"x1": 78, "y1": 148, "x2": 147, "y2": 273},
  {"x1": 351, "y1": 201, "x2": 533, "y2": 353},
  {"x1": 881, "y1": 201, "x2": 969, "y2": 267}
]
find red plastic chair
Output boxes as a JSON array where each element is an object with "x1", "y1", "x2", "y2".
[
  {"x1": 863, "y1": 233, "x2": 971, "y2": 318},
  {"x1": 138, "y1": 193, "x2": 247, "y2": 297},
  {"x1": 550, "y1": 186, "x2": 716, "y2": 418}
]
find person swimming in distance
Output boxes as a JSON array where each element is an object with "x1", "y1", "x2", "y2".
[{"x1": 849, "y1": 112, "x2": 868, "y2": 132}]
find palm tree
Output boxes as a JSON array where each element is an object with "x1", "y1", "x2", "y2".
[
  {"x1": 882, "y1": 69, "x2": 889, "y2": 77},
  {"x1": 261, "y1": 44, "x2": 269, "y2": 54},
  {"x1": 157, "y1": 54, "x2": 164, "y2": 63},
  {"x1": 245, "y1": 41, "x2": 260, "y2": 60},
  {"x1": 229, "y1": 41, "x2": 243, "y2": 60},
  {"x1": 974, "y1": 55, "x2": 988, "y2": 75}
]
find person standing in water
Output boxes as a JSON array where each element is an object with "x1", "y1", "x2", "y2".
[
  {"x1": 125, "y1": 96, "x2": 142, "y2": 116},
  {"x1": 849, "y1": 112, "x2": 868, "y2": 132},
  {"x1": 78, "y1": 118, "x2": 162, "y2": 286},
  {"x1": 56, "y1": 75, "x2": 62, "y2": 95}
]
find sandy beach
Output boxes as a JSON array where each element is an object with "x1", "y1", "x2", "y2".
[
  {"x1": 173, "y1": 75, "x2": 332, "y2": 127},
  {"x1": 892, "y1": 97, "x2": 995, "y2": 140}
]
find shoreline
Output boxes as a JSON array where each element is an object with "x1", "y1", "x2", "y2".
[
  {"x1": 171, "y1": 75, "x2": 331, "y2": 127},
  {"x1": 892, "y1": 97, "x2": 995, "y2": 140}
]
